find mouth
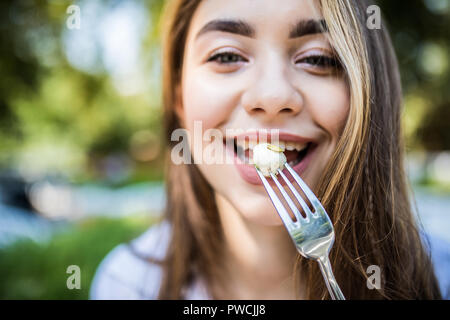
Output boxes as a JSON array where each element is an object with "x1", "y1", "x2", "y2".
[
  {"x1": 233, "y1": 139, "x2": 312, "y2": 167},
  {"x1": 224, "y1": 131, "x2": 318, "y2": 185}
]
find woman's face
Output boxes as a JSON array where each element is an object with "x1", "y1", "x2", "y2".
[{"x1": 177, "y1": 0, "x2": 350, "y2": 226}]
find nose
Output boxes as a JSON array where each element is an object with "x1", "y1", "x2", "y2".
[{"x1": 242, "y1": 58, "x2": 303, "y2": 121}]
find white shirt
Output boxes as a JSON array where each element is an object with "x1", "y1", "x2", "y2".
[{"x1": 89, "y1": 220, "x2": 212, "y2": 300}]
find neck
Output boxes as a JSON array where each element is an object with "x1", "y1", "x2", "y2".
[{"x1": 213, "y1": 193, "x2": 301, "y2": 299}]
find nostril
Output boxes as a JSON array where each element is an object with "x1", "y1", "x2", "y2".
[
  {"x1": 252, "y1": 107, "x2": 265, "y2": 113},
  {"x1": 250, "y1": 107, "x2": 295, "y2": 115}
]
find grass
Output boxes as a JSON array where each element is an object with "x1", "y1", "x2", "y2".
[{"x1": 0, "y1": 215, "x2": 155, "y2": 299}]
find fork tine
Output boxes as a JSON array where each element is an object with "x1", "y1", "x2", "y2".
[
  {"x1": 284, "y1": 163, "x2": 327, "y2": 211},
  {"x1": 269, "y1": 172, "x2": 303, "y2": 223},
  {"x1": 277, "y1": 169, "x2": 313, "y2": 219},
  {"x1": 255, "y1": 168, "x2": 296, "y2": 228}
]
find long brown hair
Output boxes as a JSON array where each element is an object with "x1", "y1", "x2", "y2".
[{"x1": 155, "y1": 0, "x2": 442, "y2": 299}]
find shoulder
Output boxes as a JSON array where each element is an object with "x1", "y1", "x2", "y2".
[{"x1": 89, "y1": 220, "x2": 172, "y2": 300}]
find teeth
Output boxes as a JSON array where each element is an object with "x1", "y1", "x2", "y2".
[
  {"x1": 293, "y1": 143, "x2": 307, "y2": 151},
  {"x1": 235, "y1": 139, "x2": 308, "y2": 152},
  {"x1": 285, "y1": 142, "x2": 295, "y2": 151}
]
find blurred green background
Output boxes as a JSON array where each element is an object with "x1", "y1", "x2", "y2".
[{"x1": 0, "y1": 0, "x2": 449, "y2": 299}]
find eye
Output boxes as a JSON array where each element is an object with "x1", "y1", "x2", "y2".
[
  {"x1": 296, "y1": 55, "x2": 342, "y2": 70},
  {"x1": 207, "y1": 51, "x2": 247, "y2": 64}
]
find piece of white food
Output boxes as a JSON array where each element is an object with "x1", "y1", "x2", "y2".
[{"x1": 253, "y1": 143, "x2": 287, "y2": 177}]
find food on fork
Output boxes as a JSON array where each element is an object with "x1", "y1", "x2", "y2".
[{"x1": 252, "y1": 143, "x2": 287, "y2": 177}]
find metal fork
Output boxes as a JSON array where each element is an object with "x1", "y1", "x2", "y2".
[{"x1": 255, "y1": 163, "x2": 345, "y2": 300}]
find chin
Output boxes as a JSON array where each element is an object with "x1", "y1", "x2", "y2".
[
  {"x1": 226, "y1": 187, "x2": 285, "y2": 226},
  {"x1": 240, "y1": 205, "x2": 284, "y2": 226}
]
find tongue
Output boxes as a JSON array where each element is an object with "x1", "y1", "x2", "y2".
[{"x1": 284, "y1": 150, "x2": 299, "y2": 163}]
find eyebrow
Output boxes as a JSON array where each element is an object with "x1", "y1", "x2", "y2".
[{"x1": 195, "y1": 18, "x2": 328, "y2": 40}]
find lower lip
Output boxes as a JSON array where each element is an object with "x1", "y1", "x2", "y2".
[{"x1": 229, "y1": 144, "x2": 316, "y2": 185}]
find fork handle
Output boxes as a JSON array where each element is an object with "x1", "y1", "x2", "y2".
[{"x1": 317, "y1": 256, "x2": 346, "y2": 300}]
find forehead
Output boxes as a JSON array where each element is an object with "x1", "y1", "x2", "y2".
[{"x1": 189, "y1": 0, "x2": 323, "y2": 38}]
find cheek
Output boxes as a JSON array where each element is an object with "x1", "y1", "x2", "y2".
[
  {"x1": 182, "y1": 69, "x2": 240, "y2": 130},
  {"x1": 304, "y1": 77, "x2": 350, "y2": 140}
]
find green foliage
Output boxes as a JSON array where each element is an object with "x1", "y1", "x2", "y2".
[
  {"x1": 377, "y1": 0, "x2": 450, "y2": 150},
  {"x1": 0, "y1": 216, "x2": 154, "y2": 299},
  {"x1": 0, "y1": 0, "x2": 166, "y2": 182}
]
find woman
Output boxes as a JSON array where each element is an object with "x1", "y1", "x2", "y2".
[{"x1": 90, "y1": 0, "x2": 443, "y2": 299}]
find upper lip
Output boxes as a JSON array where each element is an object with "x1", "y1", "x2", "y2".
[{"x1": 224, "y1": 129, "x2": 316, "y2": 144}]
